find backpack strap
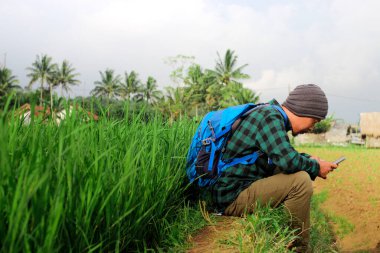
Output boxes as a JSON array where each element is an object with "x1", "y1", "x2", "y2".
[
  {"x1": 272, "y1": 105, "x2": 289, "y2": 129},
  {"x1": 220, "y1": 150, "x2": 263, "y2": 170},
  {"x1": 208, "y1": 141, "x2": 217, "y2": 173},
  {"x1": 230, "y1": 103, "x2": 267, "y2": 133}
]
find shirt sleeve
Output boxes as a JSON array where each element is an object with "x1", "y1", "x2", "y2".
[
  {"x1": 300, "y1": 153, "x2": 311, "y2": 158},
  {"x1": 255, "y1": 111, "x2": 320, "y2": 180}
]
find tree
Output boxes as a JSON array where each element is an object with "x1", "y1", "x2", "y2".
[
  {"x1": 53, "y1": 60, "x2": 80, "y2": 97},
  {"x1": 183, "y1": 64, "x2": 213, "y2": 116},
  {"x1": 311, "y1": 116, "x2": 334, "y2": 134},
  {"x1": 206, "y1": 82, "x2": 224, "y2": 110},
  {"x1": 118, "y1": 71, "x2": 140, "y2": 100},
  {"x1": 164, "y1": 86, "x2": 188, "y2": 120},
  {"x1": 236, "y1": 87, "x2": 260, "y2": 104},
  {"x1": 164, "y1": 55, "x2": 195, "y2": 85},
  {"x1": 140, "y1": 76, "x2": 162, "y2": 105},
  {"x1": 208, "y1": 49, "x2": 250, "y2": 86},
  {"x1": 0, "y1": 67, "x2": 21, "y2": 99},
  {"x1": 91, "y1": 69, "x2": 121, "y2": 107},
  {"x1": 27, "y1": 54, "x2": 56, "y2": 108},
  {"x1": 220, "y1": 82, "x2": 260, "y2": 107}
]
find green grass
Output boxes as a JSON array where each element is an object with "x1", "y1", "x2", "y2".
[
  {"x1": 327, "y1": 214, "x2": 354, "y2": 239},
  {"x1": 0, "y1": 102, "x2": 205, "y2": 252},
  {"x1": 220, "y1": 192, "x2": 338, "y2": 252},
  {"x1": 310, "y1": 191, "x2": 338, "y2": 252},
  {"x1": 313, "y1": 192, "x2": 354, "y2": 241},
  {"x1": 232, "y1": 205, "x2": 298, "y2": 253},
  {"x1": 160, "y1": 204, "x2": 209, "y2": 252}
]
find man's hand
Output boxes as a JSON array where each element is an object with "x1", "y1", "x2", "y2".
[{"x1": 317, "y1": 160, "x2": 338, "y2": 179}]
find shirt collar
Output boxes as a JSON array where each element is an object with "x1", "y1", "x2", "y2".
[{"x1": 269, "y1": 99, "x2": 293, "y2": 132}]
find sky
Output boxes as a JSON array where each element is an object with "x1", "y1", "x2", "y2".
[{"x1": 1, "y1": 0, "x2": 380, "y2": 123}]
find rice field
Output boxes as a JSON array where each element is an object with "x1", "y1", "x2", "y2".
[{"x1": 0, "y1": 104, "x2": 199, "y2": 252}]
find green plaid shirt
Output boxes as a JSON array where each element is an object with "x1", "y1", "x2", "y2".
[{"x1": 210, "y1": 99, "x2": 320, "y2": 211}]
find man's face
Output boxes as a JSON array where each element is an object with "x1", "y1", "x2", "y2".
[{"x1": 292, "y1": 117, "x2": 320, "y2": 136}]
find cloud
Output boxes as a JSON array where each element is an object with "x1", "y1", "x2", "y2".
[{"x1": 1, "y1": 0, "x2": 380, "y2": 122}]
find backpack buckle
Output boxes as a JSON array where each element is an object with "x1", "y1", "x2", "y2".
[{"x1": 202, "y1": 138, "x2": 214, "y2": 145}]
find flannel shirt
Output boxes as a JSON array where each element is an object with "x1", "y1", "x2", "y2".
[{"x1": 210, "y1": 99, "x2": 320, "y2": 211}]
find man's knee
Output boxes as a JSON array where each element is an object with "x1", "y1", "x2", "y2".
[{"x1": 293, "y1": 171, "x2": 313, "y2": 196}]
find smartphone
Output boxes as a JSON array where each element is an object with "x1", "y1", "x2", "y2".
[{"x1": 333, "y1": 156, "x2": 346, "y2": 165}]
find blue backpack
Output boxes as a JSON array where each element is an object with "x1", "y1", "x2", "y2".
[{"x1": 186, "y1": 103, "x2": 288, "y2": 188}]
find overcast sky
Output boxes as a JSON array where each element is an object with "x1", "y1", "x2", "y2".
[{"x1": 1, "y1": 0, "x2": 380, "y2": 123}]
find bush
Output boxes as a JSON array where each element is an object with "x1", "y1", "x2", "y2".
[{"x1": 311, "y1": 116, "x2": 334, "y2": 134}]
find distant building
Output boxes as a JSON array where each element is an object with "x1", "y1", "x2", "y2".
[
  {"x1": 17, "y1": 104, "x2": 51, "y2": 125},
  {"x1": 360, "y1": 112, "x2": 380, "y2": 148},
  {"x1": 293, "y1": 114, "x2": 380, "y2": 148},
  {"x1": 17, "y1": 103, "x2": 99, "y2": 125}
]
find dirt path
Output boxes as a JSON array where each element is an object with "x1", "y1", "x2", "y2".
[
  {"x1": 309, "y1": 148, "x2": 380, "y2": 252},
  {"x1": 313, "y1": 168, "x2": 380, "y2": 251},
  {"x1": 187, "y1": 216, "x2": 243, "y2": 253},
  {"x1": 313, "y1": 182, "x2": 380, "y2": 252}
]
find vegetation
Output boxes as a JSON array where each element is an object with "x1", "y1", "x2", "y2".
[
  {"x1": 0, "y1": 67, "x2": 21, "y2": 99},
  {"x1": 0, "y1": 101, "x2": 206, "y2": 252},
  {"x1": 25, "y1": 55, "x2": 80, "y2": 113},
  {"x1": 140, "y1": 76, "x2": 162, "y2": 104},
  {"x1": 52, "y1": 60, "x2": 80, "y2": 97},
  {"x1": 27, "y1": 54, "x2": 56, "y2": 109},
  {"x1": 1, "y1": 49, "x2": 261, "y2": 121},
  {"x1": 227, "y1": 205, "x2": 298, "y2": 252},
  {"x1": 311, "y1": 115, "x2": 334, "y2": 134},
  {"x1": 118, "y1": 71, "x2": 140, "y2": 100},
  {"x1": 217, "y1": 193, "x2": 337, "y2": 253},
  {"x1": 309, "y1": 192, "x2": 338, "y2": 252},
  {"x1": 91, "y1": 69, "x2": 121, "y2": 108},
  {"x1": 208, "y1": 49, "x2": 250, "y2": 86}
]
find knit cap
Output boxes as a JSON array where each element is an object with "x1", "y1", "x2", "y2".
[{"x1": 282, "y1": 84, "x2": 328, "y2": 119}]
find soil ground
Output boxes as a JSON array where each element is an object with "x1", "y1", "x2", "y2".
[{"x1": 187, "y1": 148, "x2": 380, "y2": 252}]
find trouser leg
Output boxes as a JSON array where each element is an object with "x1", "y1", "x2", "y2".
[{"x1": 224, "y1": 171, "x2": 313, "y2": 252}]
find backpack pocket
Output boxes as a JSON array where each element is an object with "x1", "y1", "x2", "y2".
[{"x1": 195, "y1": 147, "x2": 221, "y2": 178}]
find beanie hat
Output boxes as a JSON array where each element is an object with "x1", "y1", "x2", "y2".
[{"x1": 282, "y1": 84, "x2": 328, "y2": 119}]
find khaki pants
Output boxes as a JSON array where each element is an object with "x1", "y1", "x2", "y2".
[{"x1": 224, "y1": 171, "x2": 313, "y2": 252}]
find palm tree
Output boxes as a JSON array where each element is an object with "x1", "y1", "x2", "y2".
[
  {"x1": 237, "y1": 87, "x2": 260, "y2": 104},
  {"x1": 91, "y1": 69, "x2": 121, "y2": 114},
  {"x1": 220, "y1": 82, "x2": 260, "y2": 107},
  {"x1": 206, "y1": 82, "x2": 224, "y2": 111},
  {"x1": 27, "y1": 54, "x2": 56, "y2": 108},
  {"x1": 140, "y1": 76, "x2": 162, "y2": 105},
  {"x1": 53, "y1": 60, "x2": 80, "y2": 97},
  {"x1": 208, "y1": 49, "x2": 250, "y2": 86},
  {"x1": 164, "y1": 86, "x2": 188, "y2": 121},
  {"x1": 118, "y1": 71, "x2": 140, "y2": 100},
  {"x1": 184, "y1": 64, "x2": 212, "y2": 116},
  {"x1": 0, "y1": 67, "x2": 21, "y2": 99}
]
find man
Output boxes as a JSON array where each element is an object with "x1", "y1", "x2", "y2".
[{"x1": 210, "y1": 84, "x2": 337, "y2": 252}]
